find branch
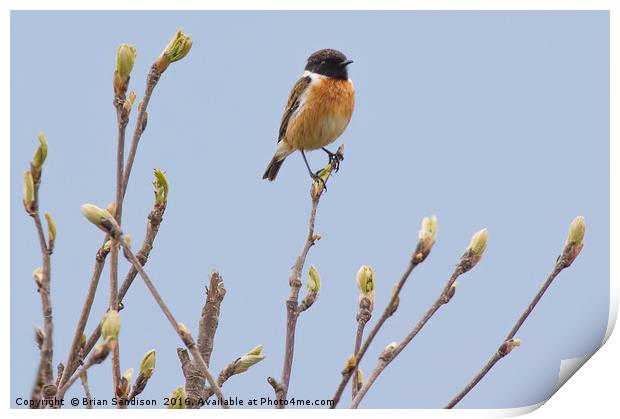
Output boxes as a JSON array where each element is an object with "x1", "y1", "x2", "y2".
[
  {"x1": 351, "y1": 242, "x2": 485, "y2": 408},
  {"x1": 203, "y1": 361, "x2": 242, "y2": 399},
  {"x1": 78, "y1": 201, "x2": 166, "y2": 377},
  {"x1": 177, "y1": 348, "x2": 206, "y2": 408},
  {"x1": 445, "y1": 218, "x2": 584, "y2": 408},
  {"x1": 58, "y1": 247, "x2": 108, "y2": 388},
  {"x1": 178, "y1": 272, "x2": 226, "y2": 408},
  {"x1": 80, "y1": 371, "x2": 93, "y2": 409},
  {"x1": 109, "y1": 71, "x2": 132, "y2": 407},
  {"x1": 330, "y1": 214, "x2": 437, "y2": 408},
  {"x1": 270, "y1": 145, "x2": 343, "y2": 408},
  {"x1": 121, "y1": 65, "x2": 159, "y2": 200},
  {"x1": 352, "y1": 296, "x2": 372, "y2": 399},
  {"x1": 197, "y1": 272, "x2": 226, "y2": 367},
  {"x1": 56, "y1": 339, "x2": 113, "y2": 400},
  {"x1": 120, "y1": 241, "x2": 228, "y2": 409},
  {"x1": 26, "y1": 165, "x2": 55, "y2": 405}
]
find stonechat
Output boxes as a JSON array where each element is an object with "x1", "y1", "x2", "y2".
[{"x1": 262, "y1": 48, "x2": 355, "y2": 182}]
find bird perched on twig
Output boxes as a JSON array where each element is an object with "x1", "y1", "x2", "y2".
[{"x1": 262, "y1": 49, "x2": 355, "y2": 182}]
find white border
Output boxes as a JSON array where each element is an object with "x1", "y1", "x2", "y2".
[{"x1": 2, "y1": 1, "x2": 616, "y2": 418}]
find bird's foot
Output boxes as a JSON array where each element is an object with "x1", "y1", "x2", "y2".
[{"x1": 322, "y1": 147, "x2": 344, "y2": 173}]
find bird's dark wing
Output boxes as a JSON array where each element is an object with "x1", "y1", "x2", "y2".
[{"x1": 278, "y1": 75, "x2": 312, "y2": 143}]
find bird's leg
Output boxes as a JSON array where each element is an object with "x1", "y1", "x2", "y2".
[
  {"x1": 301, "y1": 150, "x2": 327, "y2": 191},
  {"x1": 321, "y1": 147, "x2": 344, "y2": 173}
]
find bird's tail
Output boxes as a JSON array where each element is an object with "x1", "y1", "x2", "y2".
[{"x1": 262, "y1": 153, "x2": 287, "y2": 181}]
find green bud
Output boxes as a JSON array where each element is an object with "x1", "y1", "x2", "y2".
[
  {"x1": 177, "y1": 322, "x2": 192, "y2": 344},
  {"x1": 114, "y1": 44, "x2": 136, "y2": 96},
  {"x1": 33, "y1": 267, "x2": 44, "y2": 287},
  {"x1": 416, "y1": 215, "x2": 438, "y2": 258},
  {"x1": 499, "y1": 338, "x2": 522, "y2": 356},
  {"x1": 44, "y1": 212, "x2": 57, "y2": 242},
  {"x1": 139, "y1": 349, "x2": 156, "y2": 379},
  {"x1": 153, "y1": 169, "x2": 169, "y2": 206},
  {"x1": 156, "y1": 30, "x2": 192, "y2": 72},
  {"x1": 23, "y1": 171, "x2": 35, "y2": 211},
  {"x1": 356, "y1": 368, "x2": 364, "y2": 389},
  {"x1": 123, "y1": 91, "x2": 137, "y2": 115},
  {"x1": 80, "y1": 204, "x2": 122, "y2": 238},
  {"x1": 167, "y1": 386, "x2": 187, "y2": 409},
  {"x1": 106, "y1": 202, "x2": 117, "y2": 218},
  {"x1": 119, "y1": 368, "x2": 134, "y2": 397},
  {"x1": 80, "y1": 333, "x2": 87, "y2": 350},
  {"x1": 562, "y1": 216, "x2": 586, "y2": 267},
  {"x1": 177, "y1": 322, "x2": 189, "y2": 335},
  {"x1": 388, "y1": 283, "x2": 400, "y2": 315},
  {"x1": 307, "y1": 265, "x2": 321, "y2": 293},
  {"x1": 245, "y1": 344, "x2": 263, "y2": 356},
  {"x1": 101, "y1": 310, "x2": 121, "y2": 340},
  {"x1": 356, "y1": 265, "x2": 375, "y2": 295},
  {"x1": 566, "y1": 216, "x2": 586, "y2": 247},
  {"x1": 380, "y1": 341, "x2": 398, "y2": 360},
  {"x1": 343, "y1": 355, "x2": 356, "y2": 373},
  {"x1": 32, "y1": 132, "x2": 48, "y2": 170},
  {"x1": 234, "y1": 345, "x2": 266, "y2": 374},
  {"x1": 468, "y1": 228, "x2": 489, "y2": 256},
  {"x1": 385, "y1": 341, "x2": 398, "y2": 352}
]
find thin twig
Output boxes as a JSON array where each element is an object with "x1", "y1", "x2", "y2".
[
  {"x1": 77, "y1": 202, "x2": 166, "y2": 378},
  {"x1": 109, "y1": 89, "x2": 129, "y2": 406},
  {"x1": 109, "y1": 242, "x2": 121, "y2": 396},
  {"x1": 120, "y1": 241, "x2": 228, "y2": 409},
  {"x1": 445, "y1": 260, "x2": 568, "y2": 408},
  {"x1": 269, "y1": 146, "x2": 344, "y2": 408},
  {"x1": 80, "y1": 371, "x2": 93, "y2": 409},
  {"x1": 330, "y1": 248, "x2": 426, "y2": 408},
  {"x1": 59, "y1": 65, "x2": 162, "y2": 387},
  {"x1": 28, "y1": 171, "x2": 54, "y2": 405},
  {"x1": 352, "y1": 297, "x2": 372, "y2": 399},
  {"x1": 351, "y1": 252, "x2": 472, "y2": 408},
  {"x1": 121, "y1": 65, "x2": 160, "y2": 200},
  {"x1": 203, "y1": 360, "x2": 243, "y2": 399},
  {"x1": 59, "y1": 248, "x2": 108, "y2": 387},
  {"x1": 57, "y1": 357, "x2": 99, "y2": 400}
]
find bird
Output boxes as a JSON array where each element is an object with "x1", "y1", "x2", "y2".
[{"x1": 262, "y1": 48, "x2": 355, "y2": 182}]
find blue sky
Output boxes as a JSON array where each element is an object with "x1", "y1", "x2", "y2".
[{"x1": 11, "y1": 11, "x2": 609, "y2": 408}]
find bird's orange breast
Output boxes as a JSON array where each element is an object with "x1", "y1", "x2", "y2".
[{"x1": 285, "y1": 77, "x2": 355, "y2": 151}]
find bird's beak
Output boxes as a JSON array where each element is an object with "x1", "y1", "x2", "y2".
[{"x1": 339, "y1": 59, "x2": 354, "y2": 67}]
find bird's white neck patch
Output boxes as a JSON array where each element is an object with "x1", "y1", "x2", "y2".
[
  {"x1": 302, "y1": 70, "x2": 352, "y2": 85},
  {"x1": 303, "y1": 70, "x2": 325, "y2": 82}
]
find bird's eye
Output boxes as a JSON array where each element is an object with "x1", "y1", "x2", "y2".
[{"x1": 320, "y1": 60, "x2": 326, "y2": 65}]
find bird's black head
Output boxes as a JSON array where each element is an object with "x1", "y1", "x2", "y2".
[{"x1": 304, "y1": 49, "x2": 353, "y2": 80}]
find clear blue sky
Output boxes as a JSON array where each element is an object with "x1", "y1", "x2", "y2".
[{"x1": 11, "y1": 11, "x2": 609, "y2": 408}]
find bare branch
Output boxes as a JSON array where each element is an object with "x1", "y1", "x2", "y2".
[
  {"x1": 121, "y1": 65, "x2": 160, "y2": 200},
  {"x1": 28, "y1": 169, "x2": 54, "y2": 406},
  {"x1": 78, "y1": 202, "x2": 166, "y2": 378},
  {"x1": 120, "y1": 241, "x2": 228, "y2": 409},
  {"x1": 351, "y1": 249, "x2": 478, "y2": 408},
  {"x1": 271, "y1": 145, "x2": 343, "y2": 408},
  {"x1": 352, "y1": 296, "x2": 372, "y2": 399},
  {"x1": 80, "y1": 371, "x2": 93, "y2": 409},
  {"x1": 198, "y1": 272, "x2": 226, "y2": 367},
  {"x1": 330, "y1": 245, "x2": 427, "y2": 408},
  {"x1": 445, "y1": 250, "x2": 576, "y2": 408},
  {"x1": 58, "y1": 247, "x2": 108, "y2": 390}
]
